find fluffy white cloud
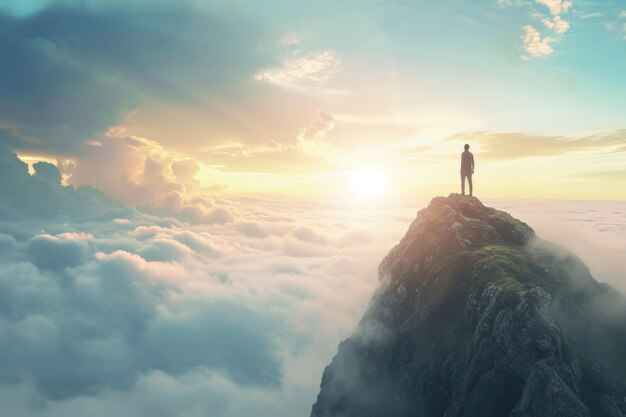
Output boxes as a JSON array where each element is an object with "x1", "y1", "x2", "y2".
[
  {"x1": 542, "y1": 15, "x2": 570, "y2": 34},
  {"x1": 61, "y1": 131, "x2": 235, "y2": 224},
  {"x1": 536, "y1": 0, "x2": 572, "y2": 15},
  {"x1": 523, "y1": 25, "x2": 555, "y2": 57},
  {"x1": 0, "y1": 205, "x2": 398, "y2": 412},
  {"x1": 254, "y1": 50, "x2": 341, "y2": 87},
  {"x1": 65, "y1": 132, "x2": 192, "y2": 207},
  {"x1": 512, "y1": 0, "x2": 572, "y2": 59}
]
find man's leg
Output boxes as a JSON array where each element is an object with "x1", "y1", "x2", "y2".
[
  {"x1": 468, "y1": 173, "x2": 473, "y2": 196},
  {"x1": 461, "y1": 173, "x2": 465, "y2": 195}
]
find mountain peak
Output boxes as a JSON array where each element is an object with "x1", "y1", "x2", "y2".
[
  {"x1": 378, "y1": 194, "x2": 534, "y2": 286},
  {"x1": 311, "y1": 196, "x2": 626, "y2": 417},
  {"x1": 414, "y1": 193, "x2": 534, "y2": 244}
]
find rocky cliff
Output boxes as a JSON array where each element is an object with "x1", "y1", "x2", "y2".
[{"x1": 311, "y1": 194, "x2": 626, "y2": 417}]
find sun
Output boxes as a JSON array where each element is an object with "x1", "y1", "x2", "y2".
[{"x1": 350, "y1": 167, "x2": 386, "y2": 200}]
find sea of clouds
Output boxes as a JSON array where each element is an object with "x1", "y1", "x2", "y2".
[{"x1": 0, "y1": 146, "x2": 624, "y2": 417}]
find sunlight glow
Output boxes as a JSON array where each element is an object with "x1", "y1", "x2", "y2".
[
  {"x1": 17, "y1": 153, "x2": 59, "y2": 175},
  {"x1": 350, "y1": 167, "x2": 386, "y2": 200}
]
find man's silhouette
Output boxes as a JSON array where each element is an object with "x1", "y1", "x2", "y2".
[{"x1": 460, "y1": 144, "x2": 474, "y2": 196}]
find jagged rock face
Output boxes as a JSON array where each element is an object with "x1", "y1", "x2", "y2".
[{"x1": 311, "y1": 194, "x2": 626, "y2": 417}]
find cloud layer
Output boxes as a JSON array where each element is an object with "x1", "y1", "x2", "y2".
[
  {"x1": 1, "y1": 150, "x2": 625, "y2": 417},
  {"x1": 0, "y1": 149, "x2": 417, "y2": 416},
  {"x1": 518, "y1": 0, "x2": 572, "y2": 58}
]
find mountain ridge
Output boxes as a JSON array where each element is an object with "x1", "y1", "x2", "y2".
[{"x1": 311, "y1": 194, "x2": 626, "y2": 417}]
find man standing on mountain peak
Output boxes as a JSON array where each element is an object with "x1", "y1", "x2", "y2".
[{"x1": 460, "y1": 144, "x2": 474, "y2": 196}]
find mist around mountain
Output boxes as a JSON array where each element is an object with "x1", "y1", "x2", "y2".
[{"x1": 311, "y1": 194, "x2": 626, "y2": 417}]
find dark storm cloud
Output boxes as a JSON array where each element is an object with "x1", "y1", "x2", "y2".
[{"x1": 0, "y1": 2, "x2": 273, "y2": 154}]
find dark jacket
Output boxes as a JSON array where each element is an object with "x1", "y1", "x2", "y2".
[{"x1": 461, "y1": 151, "x2": 474, "y2": 175}]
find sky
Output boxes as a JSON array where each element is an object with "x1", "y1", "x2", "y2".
[
  {"x1": 0, "y1": 0, "x2": 624, "y2": 202},
  {"x1": 0, "y1": 1, "x2": 625, "y2": 416}
]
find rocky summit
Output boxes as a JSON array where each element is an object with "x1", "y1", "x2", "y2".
[{"x1": 311, "y1": 194, "x2": 626, "y2": 417}]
